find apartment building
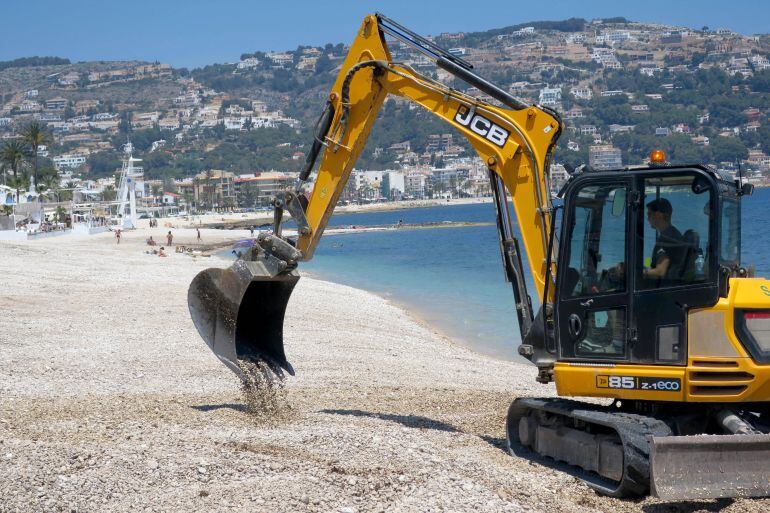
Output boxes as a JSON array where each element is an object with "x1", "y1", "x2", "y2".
[
  {"x1": 589, "y1": 144, "x2": 623, "y2": 170},
  {"x1": 234, "y1": 172, "x2": 295, "y2": 207},
  {"x1": 539, "y1": 87, "x2": 562, "y2": 106},
  {"x1": 193, "y1": 170, "x2": 236, "y2": 207}
]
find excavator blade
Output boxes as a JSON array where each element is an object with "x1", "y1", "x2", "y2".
[
  {"x1": 650, "y1": 434, "x2": 770, "y2": 500},
  {"x1": 187, "y1": 260, "x2": 299, "y2": 379}
]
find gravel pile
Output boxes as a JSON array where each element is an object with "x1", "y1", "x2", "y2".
[{"x1": 1, "y1": 228, "x2": 768, "y2": 512}]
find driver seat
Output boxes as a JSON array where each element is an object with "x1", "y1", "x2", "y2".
[{"x1": 679, "y1": 229, "x2": 700, "y2": 282}]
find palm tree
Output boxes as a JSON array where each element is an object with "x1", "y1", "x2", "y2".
[
  {"x1": 204, "y1": 169, "x2": 214, "y2": 209},
  {"x1": 192, "y1": 177, "x2": 201, "y2": 210},
  {"x1": 183, "y1": 190, "x2": 194, "y2": 213},
  {"x1": 21, "y1": 123, "x2": 50, "y2": 190},
  {"x1": 102, "y1": 185, "x2": 117, "y2": 201},
  {"x1": 1, "y1": 140, "x2": 28, "y2": 179},
  {"x1": 54, "y1": 205, "x2": 67, "y2": 226},
  {"x1": 40, "y1": 172, "x2": 60, "y2": 202},
  {"x1": 7, "y1": 175, "x2": 27, "y2": 205}
]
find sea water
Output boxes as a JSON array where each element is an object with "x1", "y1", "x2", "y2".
[
  {"x1": 226, "y1": 188, "x2": 770, "y2": 363},
  {"x1": 303, "y1": 202, "x2": 538, "y2": 362}
]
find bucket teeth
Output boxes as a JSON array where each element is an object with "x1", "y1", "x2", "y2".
[{"x1": 188, "y1": 261, "x2": 300, "y2": 379}]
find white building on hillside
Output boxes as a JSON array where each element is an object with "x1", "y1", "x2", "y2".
[
  {"x1": 539, "y1": 87, "x2": 562, "y2": 106},
  {"x1": 53, "y1": 154, "x2": 87, "y2": 170}
]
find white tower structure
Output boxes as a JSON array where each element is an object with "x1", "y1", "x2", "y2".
[{"x1": 116, "y1": 142, "x2": 144, "y2": 229}]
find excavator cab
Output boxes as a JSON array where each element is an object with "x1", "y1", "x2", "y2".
[
  {"x1": 553, "y1": 165, "x2": 726, "y2": 367},
  {"x1": 511, "y1": 165, "x2": 770, "y2": 499}
]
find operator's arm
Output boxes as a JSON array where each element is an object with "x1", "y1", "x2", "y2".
[{"x1": 644, "y1": 256, "x2": 670, "y2": 279}]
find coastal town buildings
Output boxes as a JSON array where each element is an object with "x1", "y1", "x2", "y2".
[
  {"x1": 2, "y1": 16, "x2": 770, "y2": 209},
  {"x1": 589, "y1": 144, "x2": 623, "y2": 170},
  {"x1": 192, "y1": 170, "x2": 236, "y2": 207}
]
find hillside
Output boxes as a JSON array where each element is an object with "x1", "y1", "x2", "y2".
[{"x1": 1, "y1": 16, "x2": 770, "y2": 203}]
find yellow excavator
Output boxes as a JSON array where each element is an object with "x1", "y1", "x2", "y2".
[{"x1": 188, "y1": 14, "x2": 770, "y2": 500}]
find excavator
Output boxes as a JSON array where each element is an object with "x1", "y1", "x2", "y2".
[{"x1": 188, "y1": 14, "x2": 770, "y2": 500}]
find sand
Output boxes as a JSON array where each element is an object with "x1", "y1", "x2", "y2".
[{"x1": 0, "y1": 227, "x2": 767, "y2": 512}]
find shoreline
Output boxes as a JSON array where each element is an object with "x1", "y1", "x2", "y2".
[
  {"x1": 162, "y1": 196, "x2": 493, "y2": 230},
  {"x1": 199, "y1": 219, "x2": 522, "y2": 364},
  {"x1": 298, "y1": 267, "x2": 527, "y2": 365}
]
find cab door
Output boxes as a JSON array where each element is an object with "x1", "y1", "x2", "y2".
[
  {"x1": 556, "y1": 179, "x2": 634, "y2": 362},
  {"x1": 631, "y1": 171, "x2": 719, "y2": 364}
]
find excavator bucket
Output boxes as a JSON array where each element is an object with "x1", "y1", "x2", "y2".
[
  {"x1": 187, "y1": 259, "x2": 299, "y2": 380},
  {"x1": 650, "y1": 434, "x2": 770, "y2": 499}
]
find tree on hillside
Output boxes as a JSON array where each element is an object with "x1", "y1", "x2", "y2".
[
  {"x1": 87, "y1": 151, "x2": 123, "y2": 178},
  {"x1": 709, "y1": 136, "x2": 748, "y2": 163},
  {"x1": 7, "y1": 172, "x2": 28, "y2": 205},
  {"x1": 39, "y1": 170, "x2": 60, "y2": 202},
  {"x1": 1, "y1": 140, "x2": 28, "y2": 182},
  {"x1": 315, "y1": 53, "x2": 332, "y2": 74},
  {"x1": 21, "y1": 122, "x2": 51, "y2": 193}
]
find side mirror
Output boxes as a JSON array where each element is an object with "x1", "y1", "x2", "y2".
[
  {"x1": 692, "y1": 176, "x2": 710, "y2": 194},
  {"x1": 611, "y1": 188, "x2": 626, "y2": 217},
  {"x1": 741, "y1": 183, "x2": 754, "y2": 196}
]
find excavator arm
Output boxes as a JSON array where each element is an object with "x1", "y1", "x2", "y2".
[
  {"x1": 188, "y1": 13, "x2": 561, "y2": 380},
  {"x1": 296, "y1": 15, "x2": 560, "y2": 296}
]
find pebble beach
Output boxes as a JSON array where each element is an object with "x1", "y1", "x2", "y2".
[{"x1": 1, "y1": 227, "x2": 768, "y2": 512}]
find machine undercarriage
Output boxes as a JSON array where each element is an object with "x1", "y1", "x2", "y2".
[{"x1": 507, "y1": 398, "x2": 770, "y2": 499}]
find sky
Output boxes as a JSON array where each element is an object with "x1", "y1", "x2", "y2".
[{"x1": 1, "y1": 0, "x2": 767, "y2": 69}]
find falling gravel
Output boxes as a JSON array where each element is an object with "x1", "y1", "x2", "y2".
[{"x1": 238, "y1": 358, "x2": 293, "y2": 424}]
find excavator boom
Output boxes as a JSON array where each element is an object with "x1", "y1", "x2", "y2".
[{"x1": 189, "y1": 13, "x2": 561, "y2": 377}]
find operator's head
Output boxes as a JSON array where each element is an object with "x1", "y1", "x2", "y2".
[{"x1": 646, "y1": 198, "x2": 672, "y2": 230}]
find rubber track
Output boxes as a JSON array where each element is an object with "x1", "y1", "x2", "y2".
[{"x1": 507, "y1": 398, "x2": 673, "y2": 497}]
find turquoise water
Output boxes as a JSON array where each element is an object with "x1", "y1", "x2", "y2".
[
  {"x1": 224, "y1": 188, "x2": 770, "y2": 363},
  {"x1": 300, "y1": 202, "x2": 538, "y2": 362}
]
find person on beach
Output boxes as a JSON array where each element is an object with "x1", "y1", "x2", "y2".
[
  {"x1": 249, "y1": 226, "x2": 255, "y2": 237},
  {"x1": 197, "y1": 228, "x2": 201, "y2": 241},
  {"x1": 115, "y1": 229, "x2": 121, "y2": 244},
  {"x1": 158, "y1": 247, "x2": 167, "y2": 257},
  {"x1": 167, "y1": 231, "x2": 173, "y2": 246},
  {"x1": 146, "y1": 236, "x2": 156, "y2": 246}
]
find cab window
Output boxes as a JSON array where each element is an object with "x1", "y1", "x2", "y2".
[
  {"x1": 720, "y1": 198, "x2": 740, "y2": 266},
  {"x1": 565, "y1": 184, "x2": 627, "y2": 298},
  {"x1": 639, "y1": 175, "x2": 712, "y2": 290}
]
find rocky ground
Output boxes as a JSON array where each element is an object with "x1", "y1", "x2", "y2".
[{"x1": 0, "y1": 228, "x2": 767, "y2": 512}]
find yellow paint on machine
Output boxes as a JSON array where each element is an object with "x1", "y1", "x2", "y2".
[
  {"x1": 554, "y1": 363, "x2": 687, "y2": 402},
  {"x1": 294, "y1": 14, "x2": 560, "y2": 303},
  {"x1": 555, "y1": 278, "x2": 770, "y2": 403}
]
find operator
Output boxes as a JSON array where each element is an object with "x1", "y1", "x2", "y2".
[{"x1": 643, "y1": 198, "x2": 684, "y2": 284}]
